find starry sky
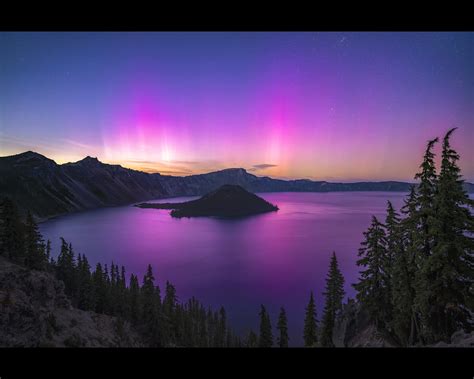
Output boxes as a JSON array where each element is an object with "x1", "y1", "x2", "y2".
[{"x1": 1, "y1": 32, "x2": 473, "y2": 181}]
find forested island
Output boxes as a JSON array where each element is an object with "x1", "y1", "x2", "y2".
[
  {"x1": 0, "y1": 128, "x2": 473, "y2": 347},
  {"x1": 135, "y1": 184, "x2": 278, "y2": 218}
]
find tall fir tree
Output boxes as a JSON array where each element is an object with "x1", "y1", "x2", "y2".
[
  {"x1": 410, "y1": 137, "x2": 439, "y2": 342},
  {"x1": 129, "y1": 273, "x2": 141, "y2": 325},
  {"x1": 418, "y1": 128, "x2": 474, "y2": 342},
  {"x1": 92, "y1": 262, "x2": 107, "y2": 314},
  {"x1": 141, "y1": 264, "x2": 161, "y2": 346},
  {"x1": 76, "y1": 254, "x2": 94, "y2": 311},
  {"x1": 413, "y1": 137, "x2": 439, "y2": 260},
  {"x1": 0, "y1": 198, "x2": 25, "y2": 263},
  {"x1": 258, "y1": 305, "x2": 273, "y2": 347},
  {"x1": 56, "y1": 238, "x2": 76, "y2": 298},
  {"x1": 353, "y1": 216, "x2": 389, "y2": 327},
  {"x1": 392, "y1": 186, "x2": 418, "y2": 345},
  {"x1": 276, "y1": 307, "x2": 289, "y2": 347},
  {"x1": 45, "y1": 239, "x2": 53, "y2": 268},
  {"x1": 24, "y1": 211, "x2": 47, "y2": 270},
  {"x1": 245, "y1": 330, "x2": 258, "y2": 347},
  {"x1": 163, "y1": 281, "x2": 178, "y2": 345},
  {"x1": 217, "y1": 306, "x2": 227, "y2": 347},
  {"x1": 320, "y1": 252, "x2": 345, "y2": 347},
  {"x1": 303, "y1": 291, "x2": 318, "y2": 347},
  {"x1": 382, "y1": 201, "x2": 400, "y2": 329}
]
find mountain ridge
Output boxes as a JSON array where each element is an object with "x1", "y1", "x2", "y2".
[{"x1": 1, "y1": 151, "x2": 473, "y2": 220}]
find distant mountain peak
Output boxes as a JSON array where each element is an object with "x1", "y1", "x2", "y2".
[
  {"x1": 75, "y1": 156, "x2": 102, "y2": 166},
  {"x1": 215, "y1": 167, "x2": 247, "y2": 173},
  {"x1": 3, "y1": 151, "x2": 56, "y2": 165},
  {"x1": 14, "y1": 151, "x2": 49, "y2": 160},
  {"x1": 83, "y1": 156, "x2": 100, "y2": 162}
]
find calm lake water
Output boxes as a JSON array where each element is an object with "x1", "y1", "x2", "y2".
[{"x1": 40, "y1": 192, "x2": 410, "y2": 346}]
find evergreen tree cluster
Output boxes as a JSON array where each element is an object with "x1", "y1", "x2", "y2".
[
  {"x1": 0, "y1": 204, "x2": 50, "y2": 271},
  {"x1": 0, "y1": 202, "x2": 241, "y2": 347},
  {"x1": 255, "y1": 252, "x2": 345, "y2": 347},
  {"x1": 353, "y1": 128, "x2": 474, "y2": 345}
]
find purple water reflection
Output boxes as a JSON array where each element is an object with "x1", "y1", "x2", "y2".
[{"x1": 40, "y1": 192, "x2": 408, "y2": 346}]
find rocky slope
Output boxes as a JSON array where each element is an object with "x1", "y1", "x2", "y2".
[
  {"x1": 1, "y1": 151, "x2": 473, "y2": 220},
  {"x1": 332, "y1": 299, "x2": 399, "y2": 347},
  {"x1": 332, "y1": 299, "x2": 474, "y2": 347},
  {"x1": 0, "y1": 256, "x2": 144, "y2": 347},
  {"x1": 0, "y1": 151, "x2": 167, "y2": 220}
]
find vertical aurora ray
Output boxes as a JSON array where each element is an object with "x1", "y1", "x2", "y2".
[{"x1": 0, "y1": 32, "x2": 472, "y2": 181}]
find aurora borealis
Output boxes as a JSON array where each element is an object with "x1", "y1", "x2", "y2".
[{"x1": 1, "y1": 32, "x2": 473, "y2": 181}]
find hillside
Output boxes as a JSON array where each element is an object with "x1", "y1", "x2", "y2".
[
  {"x1": 0, "y1": 151, "x2": 167, "y2": 219},
  {"x1": 0, "y1": 256, "x2": 143, "y2": 347}
]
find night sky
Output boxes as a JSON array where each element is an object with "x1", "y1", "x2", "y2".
[{"x1": 1, "y1": 32, "x2": 473, "y2": 181}]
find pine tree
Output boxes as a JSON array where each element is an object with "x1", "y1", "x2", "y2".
[
  {"x1": 320, "y1": 252, "x2": 345, "y2": 347},
  {"x1": 45, "y1": 240, "x2": 53, "y2": 268},
  {"x1": 92, "y1": 263, "x2": 107, "y2": 314},
  {"x1": 409, "y1": 137, "x2": 440, "y2": 342},
  {"x1": 392, "y1": 186, "x2": 418, "y2": 345},
  {"x1": 141, "y1": 264, "x2": 161, "y2": 346},
  {"x1": 56, "y1": 238, "x2": 76, "y2": 298},
  {"x1": 129, "y1": 273, "x2": 141, "y2": 325},
  {"x1": 384, "y1": 201, "x2": 399, "y2": 297},
  {"x1": 226, "y1": 327, "x2": 233, "y2": 348},
  {"x1": 276, "y1": 307, "x2": 289, "y2": 347},
  {"x1": 303, "y1": 291, "x2": 318, "y2": 347},
  {"x1": 163, "y1": 280, "x2": 178, "y2": 345},
  {"x1": 217, "y1": 306, "x2": 227, "y2": 347},
  {"x1": 198, "y1": 306, "x2": 208, "y2": 347},
  {"x1": 414, "y1": 137, "x2": 439, "y2": 260},
  {"x1": 258, "y1": 305, "x2": 273, "y2": 347},
  {"x1": 353, "y1": 216, "x2": 389, "y2": 327},
  {"x1": 0, "y1": 198, "x2": 25, "y2": 263},
  {"x1": 76, "y1": 254, "x2": 94, "y2": 310},
  {"x1": 118, "y1": 265, "x2": 129, "y2": 318},
  {"x1": 245, "y1": 330, "x2": 258, "y2": 347},
  {"x1": 24, "y1": 211, "x2": 47, "y2": 270},
  {"x1": 419, "y1": 128, "x2": 474, "y2": 342}
]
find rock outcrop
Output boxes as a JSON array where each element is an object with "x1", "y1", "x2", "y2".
[
  {"x1": 0, "y1": 257, "x2": 144, "y2": 347},
  {"x1": 332, "y1": 299, "x2": 398, "y2": 347},
  {"x1": 431, "y1": 330, "x2": 474, "y2": 347}
]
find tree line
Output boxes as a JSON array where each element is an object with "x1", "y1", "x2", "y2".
[
  {"x1": 250, "y1": 251, "x2": 345, "y2": 347},
  {"x1": 353, "y1": 128, "x2": 474, "y2": 345}
]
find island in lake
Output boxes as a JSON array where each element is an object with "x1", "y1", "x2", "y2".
[{"x1": 136, "y1": 184, "x2": 279, "y2": 218}]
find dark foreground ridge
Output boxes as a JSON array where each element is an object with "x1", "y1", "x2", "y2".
[{"x1": 136, "y1": 184, "x2": 279, "y2": 218}]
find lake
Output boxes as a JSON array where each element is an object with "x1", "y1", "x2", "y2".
[{"x1": 40, "y1": 191, "x2": 410, "y2": 346}]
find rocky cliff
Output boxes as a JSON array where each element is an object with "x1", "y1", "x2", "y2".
[
  {"x1": 332, "y1": 299, "x2": 399, "y2": 347},
  {"x1": 332, "y1": 299, "x2": 474, "y2": 347},
  {"x1": 0, "y1": 256, "x2": 144, "y2": 347}
]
